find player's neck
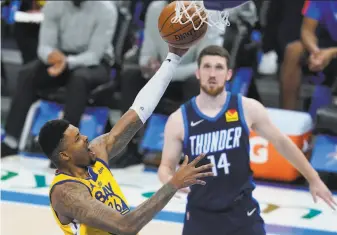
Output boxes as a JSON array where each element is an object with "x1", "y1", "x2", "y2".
[
  {"x1": 197, "y1": 90, "x2": 227, "y2": 110},
  {"x1": 58, "y1": 165, "x2": 89, "y2": 179}
]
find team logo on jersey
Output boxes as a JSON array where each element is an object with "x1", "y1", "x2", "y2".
[
  {"x1": 94, "y1": 182, "x2": 130, "y2": 215},
  {"x1": 225, "y1": 109, "x2": 239, "y2": 122}
]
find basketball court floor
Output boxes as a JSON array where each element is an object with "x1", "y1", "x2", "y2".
[{"x1": 1, "y1": 155, "x2": 337, "y2": 235}]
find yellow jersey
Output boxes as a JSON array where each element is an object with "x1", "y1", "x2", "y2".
[{"x1": 49, "y1": 158, "x2": 130, "y2": 235}]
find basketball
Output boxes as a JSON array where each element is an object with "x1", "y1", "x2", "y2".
[{"x1": 158, "y1": 1, "x2": 208, "y2": 49}]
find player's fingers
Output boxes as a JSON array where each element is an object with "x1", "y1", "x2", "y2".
[
  {"x1": 190, "y1": 153, "x2": 206, "y2": 166},
  {"x1": 321, "y1": 194, "x2": 336, "y2": 211},
  {"x1": 325, "y1": 194, "x2": 336, "y2": 210},
  {"x1": 331, "y1": 195, "x2": 337, "y2": 206},
  {"x1": 195, "y1": 180, "x2": 206, "y2": 185},
  {"x1": 312, "y1": 191, "x2": 317, "y2": 203},
  {"x1": 194, "y1": 172, "x2": 214, "y2": 179},
  {"x1": 194, "y1": 163, "x2": 214, "y2": 172},
  {"x1": 182, "y1": 155, "x2": 189, "y2": 166},
  {"x1": 180, "y1": 187, "x2": 191, "y2": 194}
]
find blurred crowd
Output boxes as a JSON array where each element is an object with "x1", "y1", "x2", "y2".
[{"x1": 1, "y1": 0, "x2": 337, "y2": 171}]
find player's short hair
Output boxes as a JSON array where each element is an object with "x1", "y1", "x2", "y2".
[
  {"x1": 38, "y1": 119, "x2": 70, "y2": 166},
  {"x1": 197, "y1": 45, "x2": 231, "y2": 69}
]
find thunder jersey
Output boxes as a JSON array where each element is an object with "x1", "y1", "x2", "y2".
[
  {"x1": 181, "y1": 93, "x2": 255, "y2": 211},
  {"x1": 49, "y1": 158, "x2": 130, "y2": 235}
]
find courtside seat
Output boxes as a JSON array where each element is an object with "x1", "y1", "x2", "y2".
[{"x1": 36, "y1": 65, "x2": 121, "y2": 110}]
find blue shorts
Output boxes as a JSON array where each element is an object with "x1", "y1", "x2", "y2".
[{"x1": 182, "y1": 194, "x2": 266, "y2": 235}]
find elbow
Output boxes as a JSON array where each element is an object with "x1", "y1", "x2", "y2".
[
  {"x1": 115, "y1": 220, "x2": 139, "y2": 235},
  {"x1": 115, "y1": 226, "x2": 135, "y2": 235}
]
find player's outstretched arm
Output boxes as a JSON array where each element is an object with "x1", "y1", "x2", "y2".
[
  {"x1": 90, "y1": 46, "x2": 188, "y2": 164},
  {"x1": 243, "y1": 97, "x2": 336, "y2": 210},
  {"x1": 51, "y1": 154, "x2": 213, "y2": 235}
]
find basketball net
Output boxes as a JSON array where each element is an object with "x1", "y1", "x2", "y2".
[{"x1": 171, "y1": 1, "x2": 230, "y2": 33}]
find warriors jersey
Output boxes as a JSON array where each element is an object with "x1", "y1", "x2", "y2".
[
  {"x1": 49, "y1": 158, "x2": 130, "y2": 235},
  {"x1": 181, "y1": 93, "x2": 255, "y2": 211}
]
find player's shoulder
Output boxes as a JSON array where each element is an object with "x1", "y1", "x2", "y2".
[
  {"x1": 241, "y1": 96, "x2": 265, "y2": 110},
  {"x1": 165, "y1": 108, "x2": 184, "y2": 132},
  {"x1": 241, "y1": 96, "x2": 268, "y2": 121},
  {"x1": 168, "y1": 108, "x2": 184, "y2": 125}
]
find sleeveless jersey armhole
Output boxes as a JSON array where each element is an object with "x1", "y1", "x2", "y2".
[
  {"x1": 237, "y1": 94, "x2": 250, "y2": 135},
  {"x1": 181, "y1": 105, "x2": 189, "y2": 149},
  {"x1": 95, "y1": 157, "x2": 110, "y2": 171}
]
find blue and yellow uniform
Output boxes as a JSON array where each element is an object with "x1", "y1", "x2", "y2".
[{"x1": 49, "y1": 158, "x2": 130, "y2": 235}]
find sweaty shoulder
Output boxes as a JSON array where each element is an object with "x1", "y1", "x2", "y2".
[
  {"x1": 165, "y1": 108, "x2": 184, "y2": 141},
  {"x1": 241, "y1": 96, "x2": 266, "y2": 129}
]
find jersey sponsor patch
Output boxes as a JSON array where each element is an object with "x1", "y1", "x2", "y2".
[{"x1": 225, "y1": 109, "x2": 239, "y2": 122}]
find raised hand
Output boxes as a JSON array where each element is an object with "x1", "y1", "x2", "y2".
[
  {"x1": 168, "y1": 45, "x2": 189, "y2": 57},
  {"x1": 169, "y1": 154, "x2": 214, "y2": 189}
]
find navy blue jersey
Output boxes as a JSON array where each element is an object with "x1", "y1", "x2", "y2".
[{"x1": 181, "y1": 93, "x2": 255, "y2": 211}]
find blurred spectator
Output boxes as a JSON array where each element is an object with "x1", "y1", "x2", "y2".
[
  {"x1": 14, "y1": 0, "x2": 45, "y2": 64},
  {"x1": 258, "y1": 0, "x2": 305, "y2": 75},
  {"x1": 1, "y1": 1, "x2": 117, "y2": 157},
  {"x1": 280, "y1": 0, "x2": 337, "y2": 110}
]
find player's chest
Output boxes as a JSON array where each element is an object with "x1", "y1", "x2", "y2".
[{"x1": 87, "y1": 172, "x2": 130, "y2": 215}]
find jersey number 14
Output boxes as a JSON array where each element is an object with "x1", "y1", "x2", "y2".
[{"x1": 207, "y1": 153, "x2": 231, "y2": 176}]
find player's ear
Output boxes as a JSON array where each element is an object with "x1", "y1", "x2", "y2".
[
  {"x1": 226, "y1": 69, "x2": 233, "y2": 82},
  {"x1": 195, "y1": 69, "x2": 200, "y2": 80},
  {"x1": 60, "y1": 151, "x2": 70, "y2": 162}
]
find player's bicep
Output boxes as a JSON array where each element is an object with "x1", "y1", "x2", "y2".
[
  {"x1": 51, "y1": 182, "x2": 127, "y2": 234},
  {"x1": 249, "y1": 100, "x2": 283, "y2": 144}
]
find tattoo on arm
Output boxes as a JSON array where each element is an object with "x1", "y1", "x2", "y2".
[
  {"x1": 51, "y1": 182, "x2": 127, "y2": 234},
  {"x1": 51, "y1": 182, "x2": 177, "y2": 235},
  {"x1": 91, "y1": 110, "x2": 143, "y2": 160},
  {"x1": 106, "y1": 110, "x2": 143, "y2": 157}
]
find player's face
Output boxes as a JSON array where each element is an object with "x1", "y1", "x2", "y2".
[
  {"x1": 196, "y1": 55, "x2": 232, "y2": 96},
  {"x1": 61, "y1": 125, "x2": 96, "y2": 167}
]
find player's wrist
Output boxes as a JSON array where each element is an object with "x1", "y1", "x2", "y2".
[
  {"x1": 167, "y1": 178, "x2": 180, "y2": 190},
  {"x1": 166, "y1": 52, "x2": 181, "y2": 64}
]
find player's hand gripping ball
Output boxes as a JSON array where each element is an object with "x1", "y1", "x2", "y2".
[{"x1": 158, "y1": 1, "x2": 208, "y2": 49}]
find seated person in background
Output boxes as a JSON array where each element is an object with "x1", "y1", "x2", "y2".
[
  {"x1": 258, "y1": 0, "x2": 305, "y2": 75},
  {"x1": 280, "y1": 0, "x2": 337, "y2": 110},
  {"x1": 14, "y1": 0, "x2": 46, "y2": 64},
  {"x1": 1, "y1": 0, "x2": 117, "y2": 157}
]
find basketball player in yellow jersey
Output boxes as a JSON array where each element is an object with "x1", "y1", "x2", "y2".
[{"x1": 38, "y1": 45, "x2": 214, "y2": 235}]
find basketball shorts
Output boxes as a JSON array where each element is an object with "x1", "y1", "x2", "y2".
[{"x1": 182, "y1": 193, "x2": 266, "y2": 235}]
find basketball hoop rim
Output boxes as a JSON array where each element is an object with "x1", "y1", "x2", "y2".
[{"x1": 171, "y1": 0, "x2": 231, "y2": 33}]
